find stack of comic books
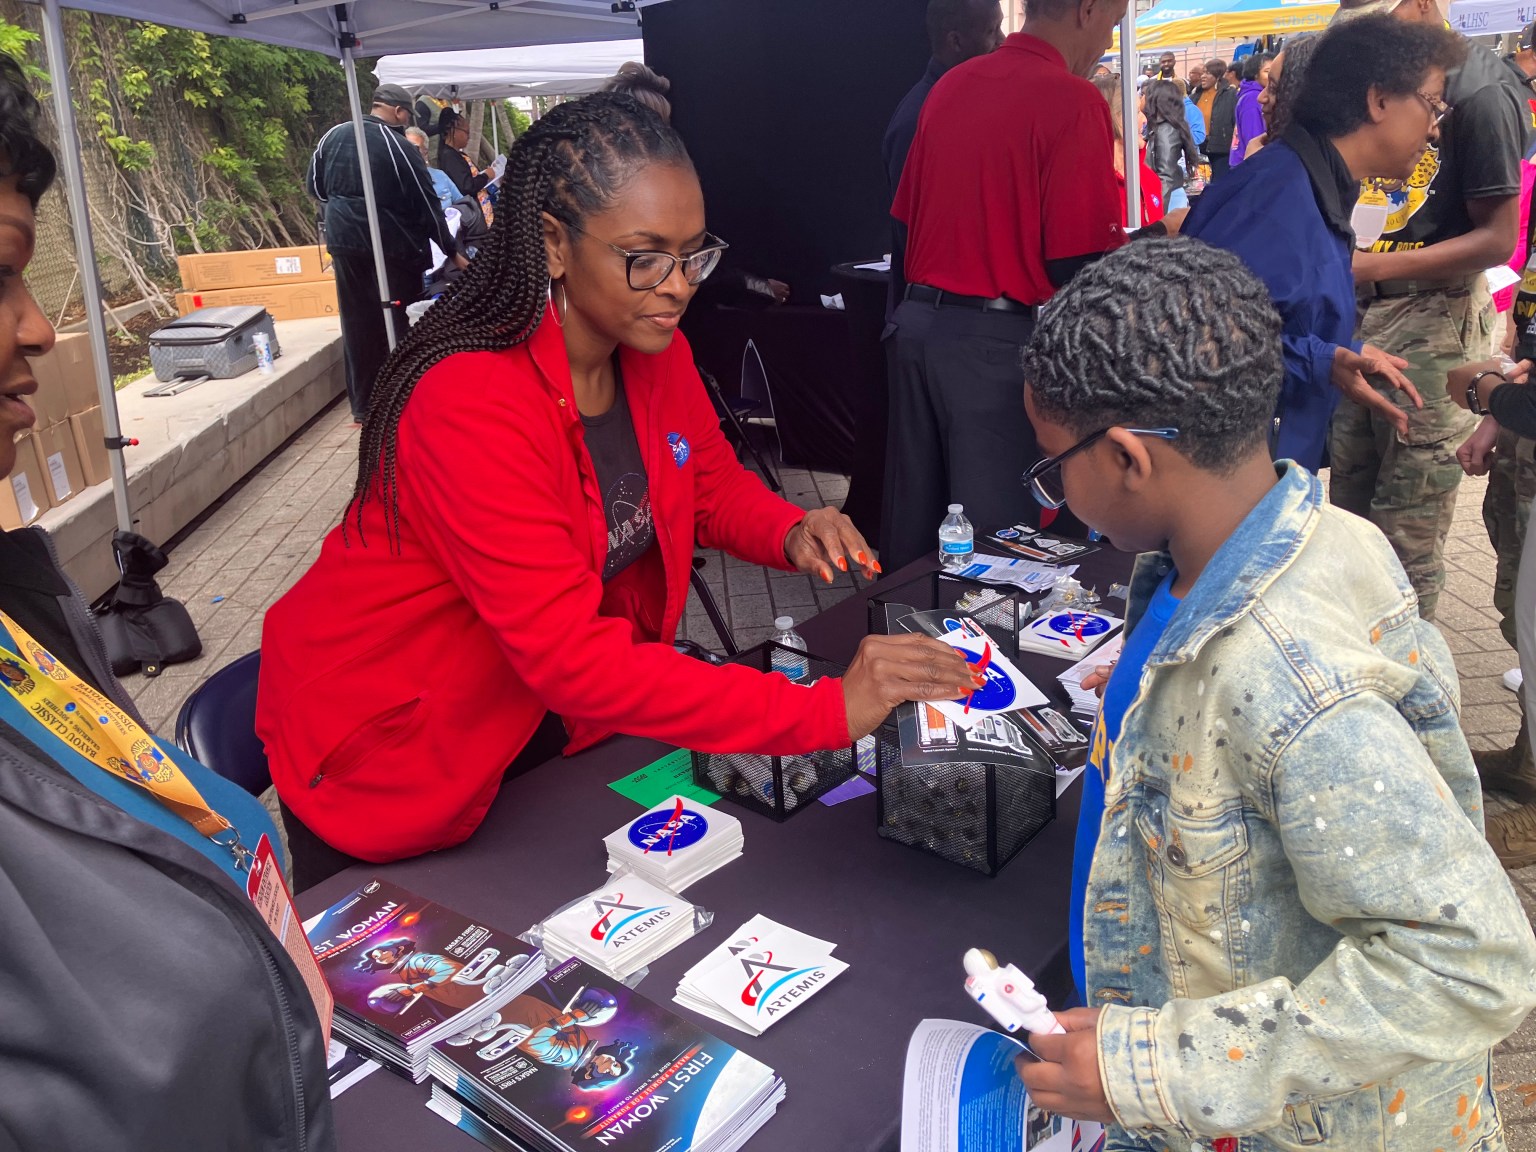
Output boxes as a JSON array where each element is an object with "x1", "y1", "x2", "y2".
[
  {"x1": 426, "y1": 956, "x2": 786, "y2": 1152},
  {"x1": 306, "y1": 878, "x2": 546, "y2": 1082}
]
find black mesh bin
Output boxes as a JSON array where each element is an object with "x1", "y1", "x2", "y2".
[
  {"x1": 867, "y1": 570, "x2": 1021, "y2": 660},
  {"x1": 692, "y1": 641, "x2": 856, "y2": 820},
  {"x1": 874, "y1": 712, "x2": 1056, "y2": 875}
]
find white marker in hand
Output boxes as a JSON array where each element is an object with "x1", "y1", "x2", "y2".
[{"x1": 963, "y1": 948, "x2": 1065, "y2": 1035}]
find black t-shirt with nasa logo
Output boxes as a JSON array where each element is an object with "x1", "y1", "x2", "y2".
[
  {"x1": 1366, "y1": 43, "x2": 1529, "y2": 252},
  {"x1": 581, "y1": 372, "x2": 656, "y2": 583}
]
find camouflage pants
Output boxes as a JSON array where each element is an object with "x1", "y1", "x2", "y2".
[
  {"x1": 1483, "y1": 426, "x2": 1536, "y2": 651},
  {"x1": 1329, "y1": 279, "x2": 1494, "y2": 620}
]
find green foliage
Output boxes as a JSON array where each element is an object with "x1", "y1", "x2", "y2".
[{"x1": 505, "y1": 101, "x2": 532, "y2": 137}]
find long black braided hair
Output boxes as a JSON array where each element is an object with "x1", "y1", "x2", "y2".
[{"x1": 350, "y1": 91, "x2": 693, "y2": 548}]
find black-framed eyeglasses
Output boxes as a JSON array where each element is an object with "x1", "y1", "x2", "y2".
[
  {"x1": 1414, "y1": 90, "x2": 1452, "y2": 126},
  {"x1": 1022, "y1": 427, "x2": 1180, "y2": 509},
  {"x1": 565, "y1": 222, "x2": 730, "y2": 290}
]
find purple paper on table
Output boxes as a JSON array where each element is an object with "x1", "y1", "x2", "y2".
[{"x1": 819, "y1": 775, "x2": 876, "y2": 806}]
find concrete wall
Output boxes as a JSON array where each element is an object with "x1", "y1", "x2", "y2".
[{"x1": 40, "y1": 317, "x2": 345, "y2": 601}]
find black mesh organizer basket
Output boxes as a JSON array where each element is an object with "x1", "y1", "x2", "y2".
[
  {"x1": 874, "y1": 709, "x2": 1058, "y2": 876},
  {"x1": 867, "y1": 570, "x2": 1021, "y2": 660},
  {"x1": 692, "y1": 641, "x2": 857, "y2": 820}
]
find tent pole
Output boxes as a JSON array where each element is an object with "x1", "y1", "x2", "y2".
[
  {"x1": 491, "y1": 100, "x2": 499, "y2": 154},
  {"x1": 36, "y1": 0, "x2": 132, "y2": 533},
  {"x1": 338, "y1": 13, "x2": 399, "y2": 353},
  {"x1": 1119, "y1": 8, "x2": 1141, "y2": 230}
]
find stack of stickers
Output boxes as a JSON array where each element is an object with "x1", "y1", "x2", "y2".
[
  {"x1": 1016, "y1": 607, "x2": 1123, "y2": 660},
  {"x1": 1058, "y1": 635, "x2": 1125, "y2": 719},
  {"x1": 674, "y1": 915, "x2": 848, "y2": 1037},
  {"x1": 604, "y1": 795, "x2": 743, "y2": 892},
  {"x1": 538, "y1": 873, "x2": 700, "y2": 981}
]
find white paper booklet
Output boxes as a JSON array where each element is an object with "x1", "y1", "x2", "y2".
[{"x1": 900, "y1": 1019, "x2": 1105, "y2": 1152}]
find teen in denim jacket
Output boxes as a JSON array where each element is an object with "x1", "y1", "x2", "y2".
[{"x1": 1017, "y1": 238, "x2": 1536, "y2": 1151}]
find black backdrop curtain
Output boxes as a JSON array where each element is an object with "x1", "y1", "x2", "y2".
[{"x1": 642, "y1": 0, "x2": 928, "y2": 489}]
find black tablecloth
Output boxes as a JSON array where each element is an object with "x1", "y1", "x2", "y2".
[{"x1": 309, "y1": 549, "x2": 1132, "y2": 1152}]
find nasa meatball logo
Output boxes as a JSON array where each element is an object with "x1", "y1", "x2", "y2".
[
  {"x1": 628, "y1": 804, "x2": 708, "y2": 855},
  {"x1": 1041, "y1": 612, "x2": 1111, "y2": 639},
  {"x1": 667, "y1": 432, "x2": 691, "y2": 468},
  {"x1": 948, "y1": 644, "x2": 1018, "y2": 712},
  {"x1": 995, "y1": 528, "x2": 1020, "y2": 540}
]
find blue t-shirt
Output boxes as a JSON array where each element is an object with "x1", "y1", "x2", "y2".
[
  {"x1": 1070, "y1": 571, "x2": 1182, "y2": 1001},
  {"x1": 0, "y1": 621, "x2": 280, "y2": 886}
]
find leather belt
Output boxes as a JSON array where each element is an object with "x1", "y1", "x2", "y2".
[
  {"x1": 1359, "y1": 277, "x2": 1470, "y2": 300},
  {"x1": 905, "y1": 283, "x2": 1037, "y2": 315}
]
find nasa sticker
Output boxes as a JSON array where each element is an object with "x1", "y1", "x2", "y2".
[
  {"x1": 995, "y1": 528, "x2": 1020, "y2": 540},
  {"x1": 628, "y1": 806, "x2": 709, "y2": 853},
  {"x1": 948, "y1": 643, "x2": 1018, "y2": 712},
  {"x1": 667, "y1": 432, "x2": 691, "y2": 468},
  {"x1": 1041, "y1": 612, "x2": 1112, "y2": 639}
]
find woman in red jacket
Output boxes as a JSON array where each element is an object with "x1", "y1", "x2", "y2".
[{"x1": 259, "y1": 92, "x2": 976, "y2": 888}]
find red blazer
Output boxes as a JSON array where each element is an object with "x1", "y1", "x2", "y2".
[{"x1": 256, "y1": 311, "x2": 849, "y2": 862}]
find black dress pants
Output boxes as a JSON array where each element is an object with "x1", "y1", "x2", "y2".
[
  {"x1": 880, "y1": 299, "x2": 1043, "y2": 571},
  {"x1": 332, "y1": 250, "x2": 422, "y2": 422}
]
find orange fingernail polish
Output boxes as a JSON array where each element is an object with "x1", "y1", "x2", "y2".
[
  {"x1": 873, "y1": 560, "x2": 883, "y2": 573},
  {"x1": 856, "y1": 551, "x2": 869, "y2": 564},
  {"x1": 836, "y1": 557, "x2": 848, "y2": 572}
]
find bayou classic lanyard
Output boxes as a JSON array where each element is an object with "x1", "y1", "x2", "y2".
[{"x1": 0, "y1": 609, "x2": 251, "y2": 871}]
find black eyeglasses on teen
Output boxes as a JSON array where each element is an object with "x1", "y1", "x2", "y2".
[
  {"x1": 565, "y1": 222, "x2": 730, "y2": 291},
  {"x1": 1022, "y1": 427, "x2": 1180, "y2": 509}
]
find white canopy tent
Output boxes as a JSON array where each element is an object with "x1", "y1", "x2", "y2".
[
  {"x1": 376, "y1": 38, "x2": 646, "y2": 98},
  {"x1": 22, "y1": 0, "x2": 1140, "y2": 541},
  {"x1": 22, "y1": 0, "x2": 639, "y2": 534}
]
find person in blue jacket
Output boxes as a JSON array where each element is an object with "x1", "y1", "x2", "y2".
[{"x1": 1183, "y1": 15, "x2": 1460, "y2": 469}]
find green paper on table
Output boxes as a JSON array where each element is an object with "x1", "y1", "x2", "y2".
[{"x1": 608, "y1": 748, "x2": 719, "y2": 808}]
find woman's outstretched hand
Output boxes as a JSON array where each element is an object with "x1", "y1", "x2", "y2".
[
  {"x1": 785, "y1": 507, "x2": 882, "y2": 583},
  {"x1": 841, "y1": 634, "x2": 982, "y2": 741}
]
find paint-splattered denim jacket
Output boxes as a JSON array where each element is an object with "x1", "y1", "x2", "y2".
[{"x1": 1083, "y1": 463, "x2": 1536, "y2": 1151}]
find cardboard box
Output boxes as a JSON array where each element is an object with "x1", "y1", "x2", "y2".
[
  {"x1": 177, "y1": 245, "x2": 332, "y2": 292},
  {"x1": 175, "y1": 280, "x2": 340, "y2": 323},
  {"x1": 68, "y1": 405, "x2": 110, "y2": 488},
  {"x1": 0, "y1": 439, "x2": 49, "y2": 529},
  {"x1": 29, "y1": 421, "x2": 84, "y2": 507},
  {"x1": 26, "y1": 332, "x2": 99, "y2": 426}
]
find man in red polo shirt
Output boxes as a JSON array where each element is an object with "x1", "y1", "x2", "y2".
[{"x1": 882, "y1": 0, "x2": 1137, "y2": 568}]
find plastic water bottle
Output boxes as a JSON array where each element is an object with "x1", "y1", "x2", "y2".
[
  {"x1": 939, "y1": 504, "x2": 973, "y2": 571},
  {"x1": 770, "y1": 616, "x2": 810, "y2": 682},
  {"x1": 252, "y1": 331, "x2": 274, "y2": 375}
]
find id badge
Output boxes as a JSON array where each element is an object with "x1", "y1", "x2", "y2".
[
  {"x1": 247, "y1": 833, "x2": 334, "y2": 1045},
  {"x1": 1352, "y1": 199, "x2": 1389, "y2": 249}
]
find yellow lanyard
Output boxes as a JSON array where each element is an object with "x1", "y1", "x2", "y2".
[{"x1": 0, "y1": 609, "x2": 250, "y2": 871}]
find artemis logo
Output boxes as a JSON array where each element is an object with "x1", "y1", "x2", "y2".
[
  {"x1": 589, "y1": 892, "x2": 669, "y2": 945},
  {"x1": 738, "y1": 950, "x2": 826, "y2": 1014}
]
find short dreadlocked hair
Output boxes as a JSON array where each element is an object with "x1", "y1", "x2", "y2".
[
  {"x1": 1023, "y1": 238, "x2": 1281, "y2": 474},
  {"x1": 352, "y1": 91, "x2": 693, "y2": 546}
]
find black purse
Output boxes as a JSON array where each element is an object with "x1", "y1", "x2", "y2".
[{"x1": 97, "y1": 531, "x2": 201, "y2": 678}]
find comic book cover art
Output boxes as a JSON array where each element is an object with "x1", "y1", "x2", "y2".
[
  {"x1": 307, "y1": 878, "x2": 539, "y2": 1045},
  {"x1": 430, "y1": 956, "x2": 774, "y2": 1151}
]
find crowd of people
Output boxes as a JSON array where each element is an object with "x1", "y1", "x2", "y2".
[{"x1": 6, "y1": 0, "x2": 1536, "y2": 1146}]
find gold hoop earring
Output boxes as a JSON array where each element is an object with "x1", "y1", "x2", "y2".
[{"x1": 547, "y1": 278, "x2": 566, "y2": 329}]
